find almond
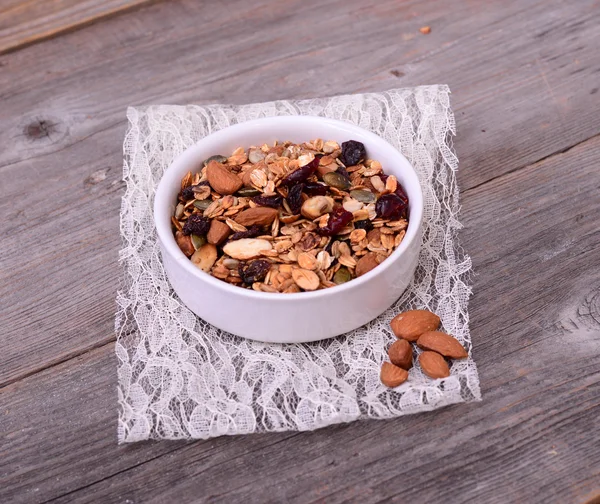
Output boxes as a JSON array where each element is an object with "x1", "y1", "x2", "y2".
[
  {"x1": 234, "y1": 207, "x2": 278, "y2": 227},
  {"x1": 388, "y1": 339, "x2": 413, "y2": 370},
  {"x1": 390, "y1": 309, "x2": 440, "y2": 342},
  {"x1": 206, "y1": 219, "x2": 231, "y2": 245},
  {"x1": 175, "y1": 231, "x2": 195, "y2": 257},
  {"x1": 417, "y1": 331, "x2": 468, "y2": 359},
  {"x1": 418, "y1": 351, "x2": 450, "y2": 379},
  {"x1": 206, "y1": 160, "x2": 243, "y2": 195},
  {"x1": 380, "y1": 362, "x2": 409, "y2": 387},
  {"x1": 355, "y1": 253, "x2": 379, "y2": 277},
  {"x1": 191, "y1": 243, "x2": 218, "y2": 272},
  {"x1": 222, "y1": 238, "x2": 272, "y2": 260}
]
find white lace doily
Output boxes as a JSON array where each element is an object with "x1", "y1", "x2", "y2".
[{"x1": 116, "y1": 86, "x2": 480, "y2": 442}]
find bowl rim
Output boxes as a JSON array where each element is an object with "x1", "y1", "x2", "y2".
[{"x1": 154, "y1": 115, "x2": 423, "y2": 302}]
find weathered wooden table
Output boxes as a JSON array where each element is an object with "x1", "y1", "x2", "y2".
[{"x1": 2, "y1": 1, "x2": 599, "y2": 502}]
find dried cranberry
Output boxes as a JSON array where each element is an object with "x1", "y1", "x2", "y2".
[
  {"x1": 253, "y1": 194, "x2": 283, "y2": 208},
  {"x1": 395, "y1": 183, "x2": 409, "y2": 205},
  {"x1": 354, "y1": 219, "x2": 374, "y2": 231},
  {"x1": 182, "y1": 214, "x2": 211, "y2": 236},
  {"x1": 340, "y1": 140, "x2": 366, "y2": 167},
  {"x1": 303, "y1": 182, "x2": 328, "y2": 196},
  {"x1": 230, "y1": 225, "x2": 262, "y2": 241},
  {"x1": 375, "y1": 193, "x2": 408, "y2": 220},
  {"x1": 238, "y1": 260, "x2": 271, "y2": 284},
  {"x1": 286, "y1": 183, "x2": 304, "y2": 214},
  {"x1": 317, "y1": 207, "x2": 354, "y2": 236},
  {"x1": 281, "y1": 156, "x2": 320, "y2": 185}
]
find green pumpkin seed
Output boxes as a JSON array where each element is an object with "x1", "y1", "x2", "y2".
[
  {"x1": 193, "y1": 199, "x2": 212, "y2": 211},
  {"x1": 191, "y1": 234, "x2": 207, "y2": 250},
  {"x1": 202, "y1": 154, "x2": 228, "y2": 166},
  {"x1": 350, "y1": 189, "x2": 376, "y2": 203},
  {"x1": 333, "y1": 267, "x2": 352, "y2": 285},
  {"x1": 323, "y1": 172, "x2": 352, "y2": 190},
  {"x1": 237, "y1": 187, "x2": 262, "y2": 197}
]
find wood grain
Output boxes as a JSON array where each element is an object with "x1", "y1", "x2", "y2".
[{"x1": 0, "y1": 0, "x2": 156, "y2": 55}]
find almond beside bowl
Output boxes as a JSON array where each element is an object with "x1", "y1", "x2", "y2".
[{"x1": 154, "y1": 116, "x2": 423, "y2": 343}]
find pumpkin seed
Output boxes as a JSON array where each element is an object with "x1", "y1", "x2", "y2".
[
  {"x1": 248, "y1": 149, "x2": 266, "y2": 164},
  {"x1": 333, "y1": 267, "x2": 352, "y2": 284},
  {"x1": 193, "y1": 199, "x2": 212, "y2": 211},
  {"x1": 191, "y1": 234, "x2": 207, "y2": 250},
  {"x1": 202, "y1": 154, "x2": 227, "y2": 166},
  {"x1": 350, "y1": 189, "x2": 376, "y2": 203},
  {"x1": 323, "y1": 171, "x2": 352, "y2": 190},
  {"x1": 237, "y1": 187, "x2": 262, "y2": 197}
]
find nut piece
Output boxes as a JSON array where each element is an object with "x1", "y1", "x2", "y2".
[
  {"x1": 388, "y1": 339, "x2": 413, "y2": 370},
  {"x1": 291, "y1": 268, "x2": 320, "y2": 291},
  {"x1": 417, "y1": 331, "x2": 468, "y2": 359},
  {"x1": 355, "y1": 253, "x2": 379, "y2": 277},
  {"x1": 234, "y1": 207, "x2": 278, "y2": 227},
  {"x1": 175, "y1": 231, "x2": 195, "y2": 257},
  {"x1": 223, "y1": 239, "x2": 272, "y2": 260},
  {"x1": 207, "y1": 219, "x2": 231, "y2": 245},
  {"x1": 390, "y1": 309, "x2": 441, "y2": 342},
  {"x1": 418, "y1": 351, "x2": 450, "y2": 379},
  {"x1": 206, "y1": 160, "x2": 243, "y2": 195},
  {"x1": 191, "y1": 243, "x2": 218, "y2": 272},
  {"x1": 301, "y1": 196, "x2": 334, "y2": 219},
  {"x1": 380, "y1": 362, "x2": 409, "y2": 388}
]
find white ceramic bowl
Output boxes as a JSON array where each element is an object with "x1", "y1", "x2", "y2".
[{"x1": 154, "y1": 116, "x2": 423, "y2": 343}]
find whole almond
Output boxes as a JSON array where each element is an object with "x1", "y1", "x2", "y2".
[
  {"x1": 175, "y1": 231, "x2": 195, "y2": 257},
  {"x1": 388, "y1": 339, "x2": 413, "y2": 370},
  {"x1": 380, "y1": 362, "x2": 409, "y2": 387},
  {"x1": 234, "y1": 207, "x2": 278, "y2": 227},
  {"x1": 418, "y1": 351, "x2": 450, "y2": 379},
  {"x1": 390, "y1": 309, "x2": 440, "y2": 342},
  {"x1": 191, "y1": 243, "x2": 218, "y2": 272},
  {"x1": 355, "y1": 253, "x2": 379, "y2": 277},
  {"x1": 206, "y1": 219, "x2": 231, "y2": 245},
  {"x1": 206, "y1": 160, "x2": 243, "y2": 195},
  {"x1": 417, "y1": 331, "x2": 468, "y2": 359},
  {"x1": 223, "y1": 238, "x2": 272, "y2": 260}
]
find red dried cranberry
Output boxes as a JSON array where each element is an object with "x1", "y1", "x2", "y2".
[
  {"x1": 281, "y1": 156, "x2": 320, "y2": 185},
  {"x1": 286, "y1": 183, "x2": 304, "y2": 214},
  {"x1": 354, "y1": 219, "x2": 374, "y2": 231},
  {"x1": 395, "y1": 183, "x2": 409, "y2": 204},
  {"x1": 303, "y1": 182, "x2": 328, "y2": 196},
  {"x1": 182, "y1": 214, "x2": 211, "y2": 236},
  {"x1": 253, "y1": 194, "x2": 283, "y2": 208},
  {"x1": 317, "y1": 207, "x2": 353, "y2": 236},
  {"x1": 375, "y1": 193, "x2": 408, "y2": 220},
  {"x1": 340, "y1": 140, "x2": 366, "y2": 167},
  {"x1": 238, "y1": 260, "x2": 271, "y2": 284},
  {"x1": 230, "y1": 225, "x2": 262, "y2": 241}
]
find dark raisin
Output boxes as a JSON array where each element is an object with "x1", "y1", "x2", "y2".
[
  {"x1": 230, "y1": 225, "x2": 262, "y2": 241},
  {"x1": 281, "y1": 156, "x2": 320, "y2": 185},
  {"x1": 253, "y1": 194, "x2": 283, "y2": 208},
  {"x1": 317, "y1": 207, "x2": 354, "y2": 236},
  {"x1": 286, "y1": 183, "x2": 304, "y2": 214},
  {"x1": 180, "y1": 186, "x2": 195, "y2": 200},
  {"x1": 354, "y1": 219, "x2": 374, "y2": 231},
  {"x1": 340, "y1": 140, "x2": 366, "y2": 167},
  {"x1": 303, "y1": 182, "x2": 328, "y2": 196},
  {"x1": 336, "y1": 165, "x2": 351, "y2": 180},
  {"x1": 182, "y1": 214, "x2": 211, "y2": 236},
  {"x1": 375, "y1": 193, "x2": 408, "y2": 220},
  {"x1": 238, "y1": 260, "x2": 271, "y2": 284}
]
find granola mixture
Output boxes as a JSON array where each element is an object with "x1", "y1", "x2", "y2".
[{"x1": 172, "y1": 139, "x2": 409, "y2": 293}]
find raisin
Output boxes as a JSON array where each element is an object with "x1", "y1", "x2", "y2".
[
  {"x1": 336, "y1": 165, "x2": 351, "y2": 180},
  {"x1": 230, "y1": 225, "x2": 262, "y2": 241},
  {"x1": 180, "y1": 186, "x2": 195, "y2": 200},
  {"x1": 182, "y1": 214, "x2": 211, "y2": 236},
  {"x1": 375, "y1": 193, "x2": 408, "y2": 220},
  {"x1": 303, "y1": 182, "x2": 328, "y2": 196},
  {"x1": 253, "y1": 194, "x2": 283, "y2": 208},
  {"x1": 354, "y1": 219, "x2": 374, "y2": 231},
  {"x1": 317, "y1": 207, "x2": 354, "y2": 236},
  {"x1": 340, "y1": 140, "x2": 366, "y2": 167},
  {"x1": 238, "y1": 260, "x2": 271, "y2": 284},
  {"x1": 286, "y1": 183, "x2": 304, "y2": 214},
  {"x1": 281, "y1": 156, "x2": 320, "y2": 185}
]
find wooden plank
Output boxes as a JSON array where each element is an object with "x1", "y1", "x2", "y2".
[
  {"x1": 0, "y1": 0, "x2": 156, "y2": 55},
  {"x1": 2, "y1": 134, "x2": 599, "y2": 504},
  {"x1": 1, "y1": 0, "x2": 599, "y2": 386}
]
